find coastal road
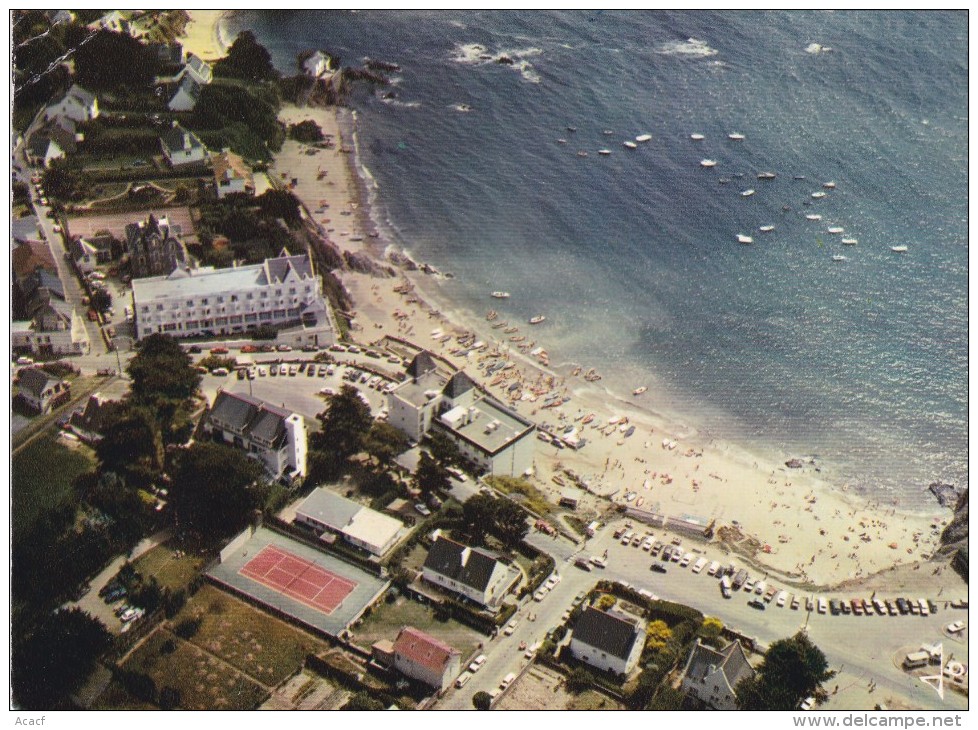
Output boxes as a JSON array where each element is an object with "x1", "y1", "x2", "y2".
[{"x1": 438, "y1": 521, "x2": 967, "y2": 711}]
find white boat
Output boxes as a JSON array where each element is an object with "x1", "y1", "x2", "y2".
[
  {"x1": 529, "y1": 315, "x2": 546, "y2": 324},
  {"x1": 700, "y1": 159, "x2": 717, "y2": 167},
  {"x1": 623, "y1": 141, "x2": 638, "y2": 149},
  {"x1": 757, "y1": 172, "x2": 777, "y2": 180},
  {"x1": 635, "y1": 134, "x2": 652, "y2": 142},
  {"x1": 577, "y1": 151, "x2": 588, "y2": 157},
  {"x1": 811, "y1": 191, "x2": 828, "y2": 199},
  {"x1": 741, "y1": 189, "x2": 756, "y2": 197},
  {"x1": 841, "y1": 238, "x2": 858, "y2": 245},
  {"x1": 832, "y1": 255, "x2": 847, "y2": 262},
  {"x1": 728, "y1": 132, "x2": 745, "y2": 140},
  {"x1": 759, "y1": 225, "x2": 775, "y2": 232},
  {"x1": 737, "y1": 234, "x2": 753, "y2": 244},
  {"x1": 690, "y1": 133, "x2": 705, "y2": 140},
  {"x1": 633, "y1": 386, "x2": 648, "y2": 395},
  {"x1": 805, "y1": 214, "x2": 822, "y2": 221},
  {"x1": 827, "y1": 227, "x2": 844, "y2": 234},
  {"x1": 491, "y1": 291, "x2": 511, "y2": 299},
  {"x1": 598, "y1": 149, "x2": 611, "y2": 156},
  {"x1": 890, "y1": 245, "x2": 908, "y2": 253},
  {"x1": 822, "y1": 181, "x2": 837, "y2": 189},
  {"x1": 557, "y1": 138, "x2": 567, "y2": 144}
]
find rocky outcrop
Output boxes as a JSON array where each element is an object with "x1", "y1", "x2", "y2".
[
  {"x1": 386, "y1": 248, "x2": 418, "y2": 271},
  {"x1": 343, "y1": 250, "x2": 394, "y2": 277},
  {"x1": 938, "y1": 489, "x2": 968, "y2": 581}
]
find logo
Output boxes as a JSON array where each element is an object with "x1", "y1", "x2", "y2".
[{"x1": 919, "y1": 642, "x2": 945, "y2": 700}]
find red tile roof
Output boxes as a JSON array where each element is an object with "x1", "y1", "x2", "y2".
[
  {"x1": 12, "y1": 240, "x2": 56, "y2": 280},
  {"x1": 392, "y1": 626, "x2": 459, "y2": 674}
]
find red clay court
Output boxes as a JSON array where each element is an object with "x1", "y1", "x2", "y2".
[{"x1": 239, "y1": 545, "x2": 357, "y2": 615}]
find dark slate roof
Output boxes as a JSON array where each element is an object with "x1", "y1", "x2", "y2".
[
  {"x1": 18, "y1": 368, "x2": 61, "y2": 398},
  {"x1": 172, "y1": 75, "x2": 202, "y2": 104},
  {"x1": 23, "y1": 269, "x2": 65, "y2": 300},
  {"x1": 406, "y1": 351, "x2": 438, "y2": 380},
  {"x1": 207, "y1": 391, "x2": 292, "y2": 447},
  {"x1": 422, "y1": 536, "x2": 499, "y2": 592},
  {"x1": 160, "y1": 122, "x2": 204, "y2": 156},
  {"x1": 264, "y1": 253, "x2": 314, "y2": 283},
  {"x1": 443, "y1": 371, "x2": 476, "y2": 399},
  {"x1": 572, "y1": 607, "x2": 641, "y2": 661},
  {"x1": 684, "y1": 639, "x2": 755, "y2": 690}
]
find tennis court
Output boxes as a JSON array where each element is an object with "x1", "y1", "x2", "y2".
[{"x1": 239, "y1": 544, "x2": 357, "y2": 615}]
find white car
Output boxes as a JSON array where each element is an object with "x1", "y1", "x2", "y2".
[
  {"x1": 469, "y1": 654, "x2": 487, "y2": 673},
  {"x1": 503, "y1": 619, "x2": 518, "y2": 636},
  {"x1": 817, "y1": 597, "x2": 828, "y2": 614},
  {"x1": 533, "y1": 588, "x2": 547, "y2": 602},
  {"x1": 691, "y1": 557, "x2": 708, "y2": 574},
  {"x1": 680, "y1": 552, "x2": 693, "y2": 567},
  {"x1": 641, "y1": 537, "x2": 654, "y2": 551},
  {"x1": 500, "y1": 672, "x2": 516, "y2": 690},
  {"x1": 414, "y1": 503, "x2": 431, "y2": 517},
  {"x1": 707, "y1": 561, "x2": 720, "y2": 576},
  {"x1": 946, "y1": 621, "x2": 966, "y2": 634},
  {"x1": 776, "y1": 590, "x2": 788, "y2": 607},
  {"x1": 800, "y1": 697, "x2": 816, "y2": 711},
  {"x1": 545, "y1": 575, "x2": 560, "y2": 590}
]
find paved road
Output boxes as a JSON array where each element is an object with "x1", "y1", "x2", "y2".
[{"x1": 437, "y1": 520, "x2": 967, "y2": 711}]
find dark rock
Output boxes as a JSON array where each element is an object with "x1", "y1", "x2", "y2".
[
  {"x1": 343, "y1": 250, "x2": 393, "y2": 277},
  {"x1": 785, "y1": 458, "x2": 804, "y2": 469},
  {"x1": 929, "y1": 481, "x2": 962, "y2": 509},
  {"x1": 365, "y1": 59, "x2": 401, "y2": 73},
  {"x1": 497, "y1": 55, "x2": 514, "y2": 65}
]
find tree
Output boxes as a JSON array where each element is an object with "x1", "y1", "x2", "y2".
[
  {"x1": 698, "y1": 616, "x2": 724, "y2": 642},
  {"x1": 288, "y1": 119, "x2": 324, "y2": 143},
  {"x1": 342, "y1": 691, "x2": 385, "y2": 711},
  {"x1": 128, "y1": 334, "x2": 200, "y2": 405},
  {"x1": 11, "y1": 608, "x2": 112, "y2": 709},
  {"x1": 72, "y1": 30, "x2": 160, "y2": 91},
  {"x1": 461, "y1": 493, "x2": 497, "y2": 544},
  {"x1": 736, "y1": 632, "x2": 835, "y2": 711},
  {"x1": 595, "y1": 594, "x2": 617, "y2": 611},
  {"x1": 89, "y1": 287, "x2": 112, "y2": 313},
  {"x1": 257, "y1": 189, "x2": 302, "y2": 227},
  {"x1": 426, "y1": 430, "x2": 464, "y2": 469},
  {"x1": 414, "y1": 451, "x2": 450, "y2": 496},
  {"x1": 644, "y1": 620, "x2": 673, "y2": 652},
  {"x1": 493, "y1": 498, "x2": 530, "y2": 548},
  {"x1": 565, "y1": 667, "x2": 592, "y2": 694},
  {"x1": 472, "y1": 691, "x2": 492, "y2": 710},
  {"x1": 42, "y1": 158, "x2": 88, "y2": 201},
  {"x1": 213, "y1": 31, "x2": 278, "y2": 82},
  {"x1": 313, "y1": 385, "x2": 373, "y2": 462},
  {"x1": 362, "y1": 421, "x2": 409, "y2": 468},
  {"x1": 168, "y1": 442, "x2": 267, "y2": 537}
]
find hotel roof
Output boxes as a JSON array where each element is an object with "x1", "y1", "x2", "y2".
[
  {"x1": 131, "y1": 254, "x2": 315, "y2": 301},
  {"x1": 435, "y1": 392, "x2": 534, "y2": 456}
]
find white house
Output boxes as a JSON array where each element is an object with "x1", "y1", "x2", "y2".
[
  {"x1": 13, "y1": 299, "x2": 91, "y2": 357},
  {"x1": 569, "y1": 606, "x2": 645, "y2": 677},
  {"x1": 680, "y1": 638, "x2": 756, "y2": 711},
  {"x1": 391, "y1": 626, "x2": 461, "y2": 694},
  {"x1": 45, "y1": 85, "x2": 99, "y2": 125},
  {"x1": 131, "y1": 251, "x2": 331, "y2": 342},
  {"x1": 387, "y1": 352, "x2": 536, "y2": 478},
  {"x1": 16, "y1": 369, "x2": 71, "y2": 414},
  {"x1": 303, "y1": 50, "x2": 335, "y2": 78},
  {"x1": 421, "y1": 535, "x2": 519, "y2": 609},
  {"x1": 183, "y1": 53, "x2": 213, "y2": 85},
  {"x1": 88, "y1": 10, "x2": 128, "y2": 34},
  {"x1": 167, "y1": 75, "x2": 202, "y2": 112},
  {"x1": 294, "y1": 487, "x2": 404, "y2": 557},
  {"x1": 211, "y1": 150, "x2": 255, "y2": 198},
  {"x1": 201, "y1": 390, "x2": 307, "y2": 481},
  {"x1": 159, "y1": 122, "x2": 207, "y2": 166}
]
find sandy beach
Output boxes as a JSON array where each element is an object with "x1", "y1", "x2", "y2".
[
  {"x1": 264, "y1": 98, "x2": 954, "y2": 592},
  {"x1": 181, "y1": 9, "x2": 228, "y2": 61}
]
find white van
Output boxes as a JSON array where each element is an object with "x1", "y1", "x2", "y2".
[
  {"x1": 776, "y1": 590, "x2": 788, "y2": 607},
  {"x1": 691, "y1": 557, "x2": 708, "y2": 574},
  {"x1": 707, "y1": 561, "x2": 720, "y2": 576},
  {"x1": 500, "y1": 672, "x2": 517, "y2": 690},
  {"x1": 455, "y1": 671, "x2": 474, "y2": 689},
  {"x1": 903, "y1": 651, "x2": 930, "y2": 670},
  {"x1": 817, "y1": 597, "x2": 828, "y2": 614}
]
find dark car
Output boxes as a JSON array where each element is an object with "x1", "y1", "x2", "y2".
[
  {"x1": 928, "y1": 599, "x2": 939, "y2": 614},
  {"x1": 650, "y1": 563, "x2": 668, "y2": 574},
  {"x1": 748, "y1": 599, "x2": 766, "y2": 611},
  {"x1": 188, "y1": 345, "x2": 202, "y2": 354},
  {"x1": 574, "y1": 558, "x2": 592, "y2": 572},
  {"x1": 896, "y1": 598, "x2": 910, "y2": 614},
  {"x1": 829, "y1": 599, "x2": 841, "y2": 615}
]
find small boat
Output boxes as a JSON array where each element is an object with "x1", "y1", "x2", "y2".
[
  {"x1": 890, "y1": 245, "x2": 908, "y2": 253},
  {"x1": 741, "y1": 189, "x2": 756, "y2": 197},
  {"x1": 832, "y1": 255, "x2": 847, "y2": 262},
  {"x1": 603, "y1": 129, "x2": 614, "y2": 135},
  {"x1": 718, "y1": 178, "x2": 730, "y2": 184},
  {"x1": 633, "y1": 386, "x2": 648, "y2": 395},
  {"x1": 491, "y1": 291, "x2": 511, "y2": 299},
  {"x1": 566, "y1": 126, "x2": 577, "y2": 132},
  {"x1": 529, "y1": 315, "x2": 546, "y2": 325},
  {"x1": 822, "y1": 181, "x2": 836, "y2": 189},
  {"x1": 700, "y1": 159, "x2": 717, "y2": 167},
  {"x1": 486, "y1": 310, "x2": 498, "y2": 321},
  {"x1": 635, "y1": 134, "x2": 652, "y2": 142},
  {"x1": 757, "y1": 171, "x2": 777, "y2": 180},
  {"x1": 624, "y1": 425, "x2": 636, "y2": 437},
  {"x1": 759, "y1": 225, "x2": 775, "y2": 232},
  {"x1": 598, "y1": 149, "x2": 611, "y2": 156},
  {"x1": 793, "y1": 175, "x2": 807, "y2": 180},
  {"x1": 737, "y1": 234, "x2": 753, "y2": 244},
  {"x1": 577, "y1": 151, "x2": 589, "y2": 157},
  {"x1": 609, "y1": 416, "x2": 622, "y2": 425},
  {"x1": 557, "y1": 138, "x2": 567, "y2": 144},
  {"x1": 805, "y1": 214, "x2": 822, "y2": 221},
  {"x1": 728, "y1": 132, "x2": 745, "y2": 140},
  {"x1": 827, "y1": 227, "x2": 844, "y2": 234},
  {"x1": 504, "y1": 326, "x2": 518, "y2": 334},
  {"x1": 636, "y1": 497, "x2": 644, "y2": 507},
  {"x1": 582, "y1": 414, "x2": 594, "y2": 424},
  {"x1": 690, "y1": 133, "x2": 705, "y2": 140},
  {"x1": 623, "y1": 141, "x2": 638, "y2": 149},
  {"x1": 811, "y1": 191, "x2": 827, "y2": 199},
  {"x1": 841, "y1": 238, "x2": 858, "y2": 245}
]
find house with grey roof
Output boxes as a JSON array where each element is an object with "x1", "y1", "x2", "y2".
[
  {"x1": 13, "y1": 290, "x2": 90, "y2": 357},
  {"x1": 201, "y1": 390, "x2": 308, "y2": 481},
  {"x1": 45, "y1": 84, "x2": 99, "y2": 125},
  {"x1": 69, "y1": 393, "x2": 116, "y2": 444},
  {"x1": 16, "y1": 369, "x2": 70, "y2": 414},
  {"x1": 294, "y1": 487, "x2": 405, "y2": 556},
  {"x1": 680, "y1": 638, "x2": 756, "y2": 711},
  {"x1": 27, "y1": 117, "x2": 77, "y2": 167},
  {"x1": 569, "y1": 606, "x2": 646, "y2": 677},
  {"x1": 125, "y1": 214, "x2": 189, "y2": 279},
  {"x1": 421, "y1": 534, "x2": 519, "y2": 608},
  {"x1": 183, "y1": 53, "x2": 213, "y2": 85},
  {"x1": 167, "y1": 75, "x2": 203, "y2": 112},
  {"x1": 159, "y1": 121, "x2": 207, "y2": 167},
  {"x1": 387, "y1": 351, "x2": 535, "y2": 477}
]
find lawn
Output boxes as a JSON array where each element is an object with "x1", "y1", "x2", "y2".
[
  {"x1": 12, "y1": 432, "x2": 96, "y2": 533},
  {"x1": 131, "y1": 543, "x2": 205, "y2": 592},
  {"x1": 122, "y1": 628, "x2": 268, "y2": 710},
  {"x1": 175, "y1": 584, "x2": 330, "y2": 686},
  {"x1": 351, "y1": 595, "x2": 485, "y2": 660}
]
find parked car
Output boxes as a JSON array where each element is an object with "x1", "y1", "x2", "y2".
[
  {"x1": 748, "y1": 599, "x2": 766, "y2": 611},
  {"x1": 469, "y1": 654, "x2": 487, "y2": 673},
  {"x1": 573, "y1": 558, "x2": 592, "y2": 572},
  {"x1": 413, "y1": 503, "x2": 431, "y2": 517},
  {"x1": 650, "y1": 563, "x2": 667, "y2": 574},
  {"x1": 503, "y1": 621, "x2": 518, "y2": 637},
  {"x1": 499, "y1": 672, "x2": 517, "y2": 690},
  {"x1": 946, "y1": 620, "x2": 966, "y2": 634}
]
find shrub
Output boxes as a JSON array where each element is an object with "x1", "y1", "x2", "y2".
[{"x1": 173, "y1": 616, "x2": 201, "y2": 639}]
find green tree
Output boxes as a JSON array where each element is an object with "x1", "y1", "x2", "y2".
[
  {"x1": 256, "y1": 189, "x2": 302, "y2": 227},
  {"x1": 362, "y1": 421, "x2": 409, "y2": 468},
  {"x1": 128, "y1": 334, "x2": 200, "y2": 405},
  {"x1": 313, "y1": 384, "x2": 373, "y2": 462},
  {"x1": 89, "y1": 287, "x2": 112, "y2": 313},
  {"x1": 213, "y1": 31, "x2": 278, "y2": 82},
  {"x1": 72, "y1": 30, "x2": 160, "y2": 91},
  {"x1": 414, "y1": 451, "x2": 450, "y2": 496},
  {"x1": 595, "y1": 594, "x2": 617, "y2": 611},
  {"x1": 461, "y1": 493, "x2": 497, "y2": 544},
  {"x1": 41, "y1": 158, "x2": 88, "y2": 202},
  {"x1": 736, "y1": 632, "x2": 835, "y2": 711},
  {"x1": 565, "y1": 667, "x2": 592, "y2": 694},
  {"x1": 645, "y1": 619, "x2": 673, "y2": 652},
  {"x1": 94, "y1": 403, "x2": 162, "y2": 474},
  {"x1": 11, "y1": 608, "x2": 112, "y2": 709},
  {"x1": 472, "y1": 691, "x2": 492, "y2": 710},
  {"x1": 493, "y1": 498, "x2": 529, "y2": 548},
  {"x1": 168, "y1": 442, "x2": 267, "y2": 537},
  {"x1": 426, "y1": 430, "x2": 464, "y2": 469},
  {"x1": 288, "y1": 119, "x2": 324, "y2": 143},
  {"x1": 341, "y1": 691, "x2": 385, "y2": 711},
  {"x1": 698, "y1": 616, "x2": 724, "y2": 642}
]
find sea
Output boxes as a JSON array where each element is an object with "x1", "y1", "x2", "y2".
[{"x1": 224, "y1": 10, "x2": 968, "y2": 511}]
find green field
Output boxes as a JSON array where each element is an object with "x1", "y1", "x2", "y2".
[
  {"x1": 131, "y1": 543, "x2": 205, "y2": 592},
  {"x1": 351, "y1": 595, "x2": 485, "y2": 660},
  {"x1": 12, "y1": 432, "x2": 96, "y2": 533}
]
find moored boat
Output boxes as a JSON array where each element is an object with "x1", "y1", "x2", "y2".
[
  {"x1": 822, "y1": 181, "x2": 837, "y2": 189},
  {"x1": 690, "y1": 133, "x2": 705, "y2": 140},
  {"x1": 841, "y1": 238, "x2": 858, "y2": 245},
  {"x1": 759, "y1": 225, "x2": 775, "y2": 232},
  {"x1": 633, "y1": 386, "x2": 648, "y2": 395},
  {"x1": 737, "y1": 234, "x2": 753, "y2": 244},
  {"x1": 741, "y1": 189, "x2": 756, "y2": 197},
  {"x1": 827, "y1": 226, "x2": 844, "y2": 234},
  {"x1": 598, "y1": 149, "x2": 611, "y2": 156},
  {"x1": 623, "y1": 141, "x2": 638, "y2": 149},
  {"x1": 805, "y1": 214, "x2": 822, "y2": 221},
  {"x1": 728, "y1": 132, "x2": 745, "y2": 140},
  {"x1": 491, "y1": 291, "x2": 511, "y2": 299},
  {"x1": 832, "y1": 255, "x2": 847, "y2": 262},
  {"x1": 757, "y1": 171, "x2": 776, "y2": 180},
  {"x1": 635, "y1": 134, "x2": 652, "y2": 142},
  {"x1": 700, "y1": 159, "x2": 717, "y2": 167},
  {"x1": 811, "y1": 191, "x2": 828, "y2": 199},
  {"x1": 529, "y1": 315, "x2": 546, "y2": 325},
  {"x1": 890, "y1": 245, "x2": 908, "y2": 253}
]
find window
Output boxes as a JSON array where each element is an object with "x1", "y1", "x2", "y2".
[
  {"x1": 230, "y1": 295, "x2": 237, "y2": 302},
  {"x1": 246, "y1": 293, "x2": 253, "y2": 300},
  {"x1": 201, "y1": 298, "x2": 208, "y2": 305}
]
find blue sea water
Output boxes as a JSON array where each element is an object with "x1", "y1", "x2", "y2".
[{"x1": 225, "y1": 10, "x2": 968, "y2": 509}]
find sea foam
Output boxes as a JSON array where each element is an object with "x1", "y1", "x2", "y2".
[{"x1": 655, "y1": 37, "x2": 719, "y2": 57}]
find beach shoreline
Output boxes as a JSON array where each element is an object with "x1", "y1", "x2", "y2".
[{"x1": 181, "y1": 9, "x2": 229, "y2": 61}]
